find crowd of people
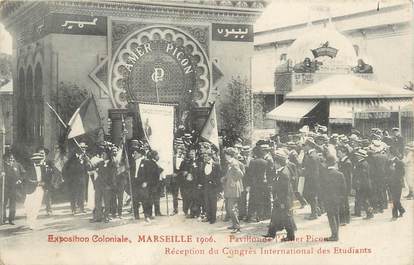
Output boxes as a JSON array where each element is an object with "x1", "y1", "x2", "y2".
[{"x1": 1, "y1": 125, "x2": 413, "y2": 242}]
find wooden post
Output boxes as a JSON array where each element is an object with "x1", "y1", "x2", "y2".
[
  {"x1": 0, "y1": 117, "x2": 4, "y2": 225},
  {"x1": 398, "y1": 105, "x2": 402, "y2": 132}
]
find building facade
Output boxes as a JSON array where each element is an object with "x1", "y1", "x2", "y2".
[
  {"x1": 0, "y1": 0, "x2": 267, "y2": 152},
  {"x1": 252, "y1": 2, "x2": 413, "y2": 129}
]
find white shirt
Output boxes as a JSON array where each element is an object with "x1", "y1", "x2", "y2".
[
  {"x1": 34, "y1": 164, "x2": 41, "y2": 181},
  {"x1": 134, "y1": 157, "x2": 143, "y2": 178}
]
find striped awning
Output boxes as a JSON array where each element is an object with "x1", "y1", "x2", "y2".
[
  {"x1": 329, "y1": 98, "x2": 414, "y2": 124},
  {"x1": 267, "y1": 100, "x2": 319, "y2": 123}
]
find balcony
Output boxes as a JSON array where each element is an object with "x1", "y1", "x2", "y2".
[{"x1": 275, "y1": 71, "x2": 374, "y2": 95}]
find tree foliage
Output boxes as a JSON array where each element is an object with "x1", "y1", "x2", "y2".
[
  {"x1": 51, "y1": 81, "x2": 89, "y2": 124},
  {"x1": 220, "y1": 76, "x2": 252, "y2": 143},
  {"x1": 0, "y1": 53, "x2": 11, "y2": 81}
]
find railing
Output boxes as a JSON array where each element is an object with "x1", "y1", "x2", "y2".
[{"x1": 275, "y1": 71, "x2": 374, "y2": 93}]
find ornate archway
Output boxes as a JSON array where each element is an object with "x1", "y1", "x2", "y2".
[{"x1": 109, "y1": 26, "x2": 211, "y2": 113}]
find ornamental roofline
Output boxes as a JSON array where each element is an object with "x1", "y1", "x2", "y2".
[{"x1": 0, "y1": 0, "x2": 267, "y2": 28}]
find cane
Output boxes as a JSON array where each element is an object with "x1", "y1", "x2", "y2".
[
  {"x1": 1, "y1": 172, "x2": 4, "y2": 225},
  {"x1": 220, "y1": 196, "x2": 225, "y2": 221},
  {"x1": 164, "y1": 183, "x2": 169, "y2": 217}
]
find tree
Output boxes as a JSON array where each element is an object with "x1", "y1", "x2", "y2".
[
  {"x1": 220, "y1": 76, "x2": 252, "y2": 144},
  {"x1": 51, "y1": 82, "x2": 90, "y2": 148},
  {"x1": 0, "y1": 53, "x2": 11, "y2": 81}
]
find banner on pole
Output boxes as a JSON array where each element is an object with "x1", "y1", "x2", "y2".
[{"x1": 138, "y1": 103, "x2": 174, "y2": 175}]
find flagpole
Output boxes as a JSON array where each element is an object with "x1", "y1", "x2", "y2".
[
  {"x1": 121, "y1": 114, "x2": 135, "y2": 216},
  {"x1": 46, "y1": 102, "x2": 82, "y2": 150}
]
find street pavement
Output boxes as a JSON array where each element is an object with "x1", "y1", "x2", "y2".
[{"x1": 0, "y1": 194, "x2": 413, "y2": 265}]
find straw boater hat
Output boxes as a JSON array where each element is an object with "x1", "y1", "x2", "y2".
[
  {"x1": 31, "y1": 153, "x2": 44, "y2": 161},
  {"x1": 241, "y1": 145, "x2": 251, "y2": 152},
  {"x1": 354, "y1": 149, "x2": 368, "y2": 158},
  {"x1": 273, "y1": 149, "x2": 288, "y2": 165},
  {"x1": 299, "y1": 125, "x2": 309, "y2": 133},
  {"x1": 224, "y1": 147, "x2": 238, "y2": 158},
  {"x1": 78, "y1": 142, "x2": 88, "y2": 148}
]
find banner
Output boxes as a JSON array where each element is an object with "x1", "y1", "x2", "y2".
[
  {"x1": 200, "y1": 103, "x2": 219, "y2": 150},
  {"x1": 138, "y1": 103, "x2": 175, "y2": 175},
  {"x1": 67, "y1": 96, "x2": 101, "y2": 139}
]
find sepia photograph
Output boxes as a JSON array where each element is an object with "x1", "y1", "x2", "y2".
[{"x1": 0, "y1": 0, "x2": 413, "y2": 264}]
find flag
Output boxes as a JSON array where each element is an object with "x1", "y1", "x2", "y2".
[
  {"x1": 200, "y1": 103, "x2": 219, "y2": 149},
  {"x1": 67, "y1": 96, "x2": 101, "y2": 139}
]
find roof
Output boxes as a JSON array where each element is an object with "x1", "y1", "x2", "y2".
[
  {"x1": 254, "y1": 1, "x2": 409, "y2": 33},
  {"x1": 286, "y1": 75, "x2": 414, "y2": 100},
  {"x1": 0, "y1": 79, "x2": 12, "y2": 94},
  {"x1": 286, "y1": 24, "x2": 357, "y2": 66}
]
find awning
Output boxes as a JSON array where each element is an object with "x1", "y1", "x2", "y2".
[
  {"x1": 266, "y1": 100, "x2": 319, "y2": 123},
  {"x1": 329, "y1": 98, "x2": 414, "y2": 124}
]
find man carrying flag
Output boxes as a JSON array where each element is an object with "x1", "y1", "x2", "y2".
[
  {"x1": 200, "y1": 102, "x2": 220, "y2": 151},
  {"x1": 47, "y1": 95, "x2": 101, "y2": 214}
]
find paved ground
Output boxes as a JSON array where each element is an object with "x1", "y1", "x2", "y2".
[{"x1": 0, "y1": 194, "x2": 413, "y2": 265}]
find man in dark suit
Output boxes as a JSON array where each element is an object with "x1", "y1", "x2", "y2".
[
  {"x1": 367, "y1": 144, "x2": 388, "y2": 213},
  {"x1": 2, "y1": 153, "x2": 25, "y2": 225},
  {"x1": 321, "y1": 155, "x2": 346, "y2": 241},
  {"x1": 353, "y1": 149, "x2": 374, "y2": 219},
  {"x1": 147, "y1": 150, "x2": 164, "y2": 218},
  {"x1": 178, "y1": 149, "x2": 198, "y2": 217},
  {"x1": 302, "y1": 138, "x2": 321, "y2": 220},
  {"x1": 387, "y1": 152, "x2": 406, "y2": 220},
  {"x1": 337, "y1": 145, "x2": 352, "y2": 225},
  {"x1": 62, "y1": 142, "x2": 91, "y2": 215},
  {"x1": 263, "y1": 150, "x2": 296, "y2": 241},
  {"x1": 130, "y1": 146, "x2": 152, "y2": 223},
  {"x1": 391, "y1": 128, "x2": 404, "y2": 158},
  {"x1": 245, "y1": 146, "x2": 268, "y2": 222},
  {"x1": 91, "y1": 145, "x2": 117, "y2": 223},
  {"x1": 200, "y1": 151, "x2": 221, "y2": 224}
]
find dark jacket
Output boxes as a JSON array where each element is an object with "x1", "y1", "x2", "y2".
[
  {"x1": 95, "y1": 160, "x2": 117, "y2": 189},
  {"x1": 353, "y1": 159, "x2": 371, "y2": 191},
  {"x1": 321, "y1": 167, "x2": 346, "y2": 209},
  {"x1": 302, "y1": 152, "x2": 321, "y2": 192},
  {"x1": 3, "y1": 161, "x2": 25, "y2": 191},
  {"x1": 24, "y1": 163, "x2": 47, "y2": 194},
  {"x1": 368, "y1": 152, "x2": 388, "y2": 181},
  {"x1": 62, "y1": 154, "x2": 90, "y2": 187},
  {"x1": 338, "y1": 156, "x2": 353, "y2": 193},
  {"x1": 246, "y1": 157, "x2": 268, "y2": 187},
  {"x1": 273, "y1": 166, "x2": 294, "y2": 210},
  {"x1": 200, "y1": 161, "x2": 221, "y2": 193},
  {"x1": 387, "y1": 157, "x2": 405, "y2": 190},
  {"x1": 178, "y1": 158, "x2": 199, "y2": 192}
]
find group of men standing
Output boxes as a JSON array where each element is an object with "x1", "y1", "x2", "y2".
[{"x1": 1, "y1": 125, "x2": 411, "y2": 241}]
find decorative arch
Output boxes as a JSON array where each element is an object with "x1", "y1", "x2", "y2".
[
  {"x1": 26, "y1": 66, "x2": 34, "y2": 141},
  {"x1": 18, "y1": 68, "x2": 26, "y2": 141},
  {"x1": 34, "y1": 63, "x2": 43, "y2": 142},
  {"x1": 109, "y1": 25, "x2": 211, "y2": 109}
]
